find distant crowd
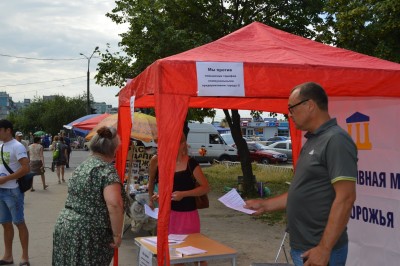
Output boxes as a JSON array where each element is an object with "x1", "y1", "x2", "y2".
[{"x1": 17, "y1": 131, "x2": 85, "y2": 150}]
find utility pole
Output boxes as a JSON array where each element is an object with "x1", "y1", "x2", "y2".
[{"x1": 80, "y1": 46, "x2": 99, "y2": 115}]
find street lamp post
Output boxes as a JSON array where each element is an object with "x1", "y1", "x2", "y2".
[{"x1": 80, "y1": 46, "x2": 99, "y2": 115}]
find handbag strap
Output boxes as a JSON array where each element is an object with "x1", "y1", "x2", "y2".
[
  {"x1": 1, "y1": 144, "x2": 15, "y2": 174},
  {"x1": 186, "y1": 159, "x2": 197, "y2": 184}
]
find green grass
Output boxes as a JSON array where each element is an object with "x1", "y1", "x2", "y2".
[{"x1": 203, "y1": 162, "x2": 293, "y2": 225}]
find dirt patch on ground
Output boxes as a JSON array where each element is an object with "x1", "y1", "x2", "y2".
[
  {"x1": 126, "y1": 190, "x2": 290, "y2": 265},
  {"x1": 198, "y1": 191, "x2": 290, "y2": 265}
]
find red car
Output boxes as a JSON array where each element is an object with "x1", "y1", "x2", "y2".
[{"x1": 246, "y1": 142, "x2": 288, "y2": 164}]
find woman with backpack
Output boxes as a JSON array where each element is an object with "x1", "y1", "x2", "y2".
[{"x1": 51, "y1": 136, "x2": 68, "y2": 183}]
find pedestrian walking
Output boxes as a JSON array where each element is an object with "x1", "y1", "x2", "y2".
[
  {"x1": 28, "y1": 137, "x2": 48, "y2": 191},
  {"x1": 14, "y1": 132, "x2": 29, "y2": 152},
  {"x1": 51, "y1": 137, "x2": 68, "y2": 184},
  {"x1": 61, "y1": 132, "x2": 71, "y2": 168},
  {"x1": 0, "y1": 119, "x2": 31, "y2": 266}
]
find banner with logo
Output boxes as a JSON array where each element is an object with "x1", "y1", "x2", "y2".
[{"x1": 330, "y1": 97, "x2": 400, "y2": 266}]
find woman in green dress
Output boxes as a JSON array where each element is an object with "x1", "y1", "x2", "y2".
[{"x1": 52, "y1": 126, "x2": 128, "y2": 265}]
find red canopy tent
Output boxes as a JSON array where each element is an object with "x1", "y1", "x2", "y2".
[{"x1": 116, "y1": 22, "x2": 400, "y2": 265}]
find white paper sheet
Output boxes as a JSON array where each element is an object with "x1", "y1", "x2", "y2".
[
  {"x1": 168, "y1": 234, "x2": 188, "y2": 241},
  {"x1": 176, "y1": 246, "x2": 207, "y2": 256},
  {"x1": 196, "y1": 62, "x2": 245, "y2": 96},
  {"x1": 218, "y1": 188, "x2": 256, "y2": 214},
  {"x1": 144, "y1": 204, "x2": 159, "y2": 219},
  {"x1": 141, "y1": 236, "x2": 183, "y2": 247}
]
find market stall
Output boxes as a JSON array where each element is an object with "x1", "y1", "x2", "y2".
[{"x1": 117, "y1": 22, "x2": 400, "y2": 266}]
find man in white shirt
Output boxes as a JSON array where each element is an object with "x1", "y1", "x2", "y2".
[{"x1": 0, "y1": 120, "x2": 30, "y2": 265}]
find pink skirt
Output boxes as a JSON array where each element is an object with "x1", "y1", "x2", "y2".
[{"x1": 169, "y1": 210, "x2": 200, "y2": 234}]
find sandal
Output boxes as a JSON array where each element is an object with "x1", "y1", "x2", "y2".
[
  {"x1": 19, "y1": 262, "x2": 30, "y2": 266},
  {"x1": 43, "y1": 185, "x2": 49, "y2": 190},
  {"x1": 30, "y1": 188, "x2": 35, "y2": 192},
  {"x1": 58, "y1": 180, "x2": 61, "y2": 184},
  {"x1": 62, "y1": 179, "x2": 66, "y2": 183},
  {"x1": 0, "y1": 260, "x2": 13, "y2": 265}
]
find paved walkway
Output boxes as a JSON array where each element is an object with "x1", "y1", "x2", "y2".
[{"x1": 0, "y1": 151, "x2": 142, "y2": 266}]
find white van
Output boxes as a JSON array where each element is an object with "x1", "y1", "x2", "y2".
[{"x1": 187, "y1": 123, "x2": 238, "y2": 163}]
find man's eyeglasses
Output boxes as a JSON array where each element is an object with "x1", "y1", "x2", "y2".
[{"x1": 288, "y1": 99, "x2": 310, "y2": 114}]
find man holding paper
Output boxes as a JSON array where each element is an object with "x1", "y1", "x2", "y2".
[{"x1": 245, "y1": 82, "x2": 357, "y2": 266}]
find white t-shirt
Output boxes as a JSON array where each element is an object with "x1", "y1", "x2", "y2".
[{"x1": 0, "y1": 139, "x2": 28, "y2": 189}]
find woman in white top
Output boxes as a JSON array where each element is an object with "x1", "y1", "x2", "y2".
[{"x1": 28, "y1": 136, "x2": 48, "y2": 191}]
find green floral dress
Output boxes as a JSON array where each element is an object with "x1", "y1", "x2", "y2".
[{"x1": 52, "y1": 156, "x2": 127, "y2": 266}]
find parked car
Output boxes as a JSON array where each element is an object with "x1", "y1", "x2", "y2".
[
  {"x1": 264, "y1": 136, "x2": 289, "y2": 146},
  {"x1": 265, "y1": 140, "x2": 292, "y2": 161},
  {"x1": 220, "y1": 133, "x2": 235, "y2": 147},
  {"x1": 245, "y1": 136, "x2": 266, "y2": 142},
  {"x1": 245, "y1": 141, "x2": 288, "y2": 164},
  {"x1": 257, "y1": 136, "x2": 267, "y2": 141}
]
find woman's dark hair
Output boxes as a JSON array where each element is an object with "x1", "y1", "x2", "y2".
[
  {"x1": 34, "y1": 136, "x2": 41, "y2": 143},
  {"x1": 89, "y1": 126, "x2": 120, "y2": 156}
]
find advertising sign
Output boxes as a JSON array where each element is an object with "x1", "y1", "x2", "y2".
[{"x1": 329, "y1": 97, "x2": 400, "y2": 266}]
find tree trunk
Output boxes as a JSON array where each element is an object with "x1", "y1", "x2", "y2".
[{"x1": 223, "y1": 109, "x2": 257, "y2": 197}]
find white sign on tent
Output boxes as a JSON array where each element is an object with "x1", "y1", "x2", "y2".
[{"x1": 196, "y1": 62, "x2": 245, "y2": 96}]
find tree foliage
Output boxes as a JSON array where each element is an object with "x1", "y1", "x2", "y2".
[
  {"x1": 96, "y1": 0, "x2": 325, "y2": 85},
  {"x1": 321, "y1": 0, "x2": 400, "y2": 63},
  {"x1": 8, "y1": 96, "x2": 87, "y2": 136}
]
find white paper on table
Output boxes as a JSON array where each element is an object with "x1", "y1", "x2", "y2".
[
  {"x1": 168, "y1": 234, "x2": 188, "y2": 241},
  {"x1": 176, "y1": 246, "x2": 207, "y2": 256},
  {"x1": 218, "y1": 188, "x2": 256, "y2": 214},
  {"x1": 141, "y1": 236, "x2": 158, "y2": 246},
  {"x1": 142, "y1": 236, "x2": 184, "y2": 247},
  {"x1": 144, "y1": 204, "x2": 159, "y2": 219}
]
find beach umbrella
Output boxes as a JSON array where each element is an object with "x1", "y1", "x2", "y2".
[
  {"x1": 33, "y1": 131, "x2": 46, "y2": 137},
  {"x1": 64, "y1": 114, "x2": 102, "y2": 137},
  {"x1": 85, "y1": 113, "x2": 157, "y2": 142},
  {"x1": 72, "y1": 113, "x2": 110, "y2": 130}
]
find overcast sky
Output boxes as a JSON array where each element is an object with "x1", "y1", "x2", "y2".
[
  {"x1": 0, "y1": 0, "x2": 271, "y2": 121},
  {"x1": 0, "y1": 0, "x2": 127, "y2": 107}
]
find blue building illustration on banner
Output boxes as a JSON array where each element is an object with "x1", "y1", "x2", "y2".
[{"x1": 346, "y1": 112, "x2": 372, "y2": 150}]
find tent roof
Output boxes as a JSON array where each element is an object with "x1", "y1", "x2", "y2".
[{"x1": 120, "y1": 21, "x2": 400, "y2": 108}]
